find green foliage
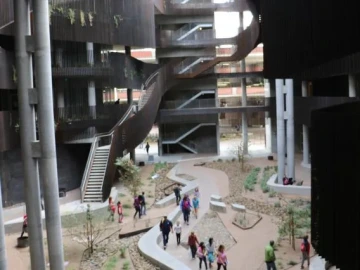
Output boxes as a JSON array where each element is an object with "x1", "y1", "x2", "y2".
[
  {"x1": 104, "y1": 256, "x2": 118, "y2": 270},
  {"x1": 217, "y1": 158, "x2": 223, "y2": 162},
  {"x1": 120, "y1": 247, "x2": 127, "y2": 258},
  {"x1": 114, "y1": 15, "x2": 123, "y2": 28},
  {"x1": 67, "y1": 8, "x2": 76, "y2": 25},
  {"x1": 115, "y1": 158, "x2": 142, "y2": 196},
  {"x1": 154, "y1": 162, "x2": 167, "y2": 173},
  {"x1": 122, "y1": 261, "x2": 130, "y2": 270},
  {"x1": 122, "y1": 203, "x2": 132, "y2": 209},
  {"x1": 278, "y1": 203, "x2": 311, "y2": 250},
  {"x1": 269, "y1": 189, "x2": 277, "y2": 198},
  {"x1": 88, "y1": 12, "x2": 94, "y2": 26},
  {"x1": 244, "y1": 167, "x2": 261, "y2": 191},
  {"x1": 260, "y1": 166, "x2": 276, "y2": 193},
  {"x1": 274, "y1": 201, "x2": 281, "y2": 208},
  {"x1": 80, "y1": 10, "x2": 86, "y2": 26},
  {"x1": 288, "y1": 260, "x2": 297, "y2": 266}
]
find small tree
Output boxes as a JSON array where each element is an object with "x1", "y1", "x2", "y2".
[
  {"x1": 67, "y1": 204, "x2": 110, "y2": 255},
  {"x1": 230, "y1": 141, "x2": 249, "y2": 171},
  {"x1": 115, "y1": 158, "x2": 142, "y2": 196}
]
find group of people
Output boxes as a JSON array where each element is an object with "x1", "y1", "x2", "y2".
[
  {"x1": 265, "y1": 236, "x2": 310, "y2": 270},
  {"x1": 107, "y1": 196, "x2": 124, "y2": 223},
  {"x1": 176, "y1": 187, "x2": 200, "y2": 225},
  {"x1": 160, "y1": 216, "x2": 228, "y2": 270}
]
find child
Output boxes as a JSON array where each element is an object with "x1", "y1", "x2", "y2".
[
  {"x1": 108, "y1": 197, "x2": 116, "y2": 221},
  {"x1": 20, "y1": 214, "x2": 28, "y2": 238},
  {"x1": 197, "y1": 242, "x2": 208, "y2": 270},
  {"x1": 194, "y1": 187, "x2": 200, "y2": 198},
  {"x1": 192, "y1": 196, "x2": 200, "y2": 219},
  {"x1": 117, "y1": 201, "x2": 123, "y2": 223},
  {"x1": 174, "y1": 221, "x2": 182, "y2": 245},
  {"x1": 217, "y1": 245, "x2": 228, "y2": 270},
  {"x1": 206, "y1": 238, "x2": 216, "y2": 269}
]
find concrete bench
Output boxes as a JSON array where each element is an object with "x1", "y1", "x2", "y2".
[
  {"x1": 210, "y1": 201, "x2": 227, "y2": 213},
  {"x1": 210, "y1": 195, "x2": 222, "y2": 202},
  {"x1": 231, "y1": 203, "x2": 246, "y2": 212}
]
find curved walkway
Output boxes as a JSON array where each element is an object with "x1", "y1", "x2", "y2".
[{"x1": 138, "y1": 159, "x2": 229, "y2": 269}]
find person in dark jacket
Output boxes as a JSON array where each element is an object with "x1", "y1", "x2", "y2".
[
  {"x1": 173, "y1": 184, "x2": 182, "y2": 205},
  {"x1": 145, "y1": 142, "x2": 150, "y2": 154},
  {"x1": 159, "y1": 216, "x2": 173, "y2": 250}
]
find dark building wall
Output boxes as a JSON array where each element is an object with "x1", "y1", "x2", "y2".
[
  {"x1": 260, "y1": 0, "x2": 360, "y2": 79},
  {"x1": 311, "y1": 102, "x2": 360, "y2": 270},
  {"x1": 0, "y1": 143, "x2": 90, "y2": 206}
]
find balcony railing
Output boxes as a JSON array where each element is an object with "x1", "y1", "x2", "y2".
[
  {"x1": 163, "y1": 98, "x2": 216, "y2": 109},
  {"x1": 56, "y1": 104, "x2": 129, "y2": 123}
]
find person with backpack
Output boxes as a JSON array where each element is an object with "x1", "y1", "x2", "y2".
[
  {"x1": 301, "y1": 235, "x2": 311, "y2": 269},
  {"x1": 159, "y1": 216, "x2": 173, "y2": 250},
  {"x1": 188, "y1": 231, "x2": 199, "y2": 259},
  {"x1": 180, "y1": 195, "x2": 192, "y2": 225}
]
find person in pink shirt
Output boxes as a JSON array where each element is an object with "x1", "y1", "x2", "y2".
[
  {"x1": 197, "y1": 242, "x2": 208, "y2": 270},
  {"x1": 217, "y1": 245, "x2": 228, "y2": 270}
]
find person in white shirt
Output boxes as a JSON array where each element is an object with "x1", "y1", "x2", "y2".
[{"x1": 174, "y1": 221, "x2": 182, "y2": 245}]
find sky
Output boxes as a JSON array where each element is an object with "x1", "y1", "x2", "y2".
[{"x1": 214, "y1": 11, "x2": 253, "y2": 39}]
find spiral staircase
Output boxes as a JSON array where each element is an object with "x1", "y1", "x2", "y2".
[{"x1": 80, "y1": 0, "x2": 260, "y2": 202}]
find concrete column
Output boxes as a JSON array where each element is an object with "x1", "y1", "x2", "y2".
[
  {"x1": 57, "y1": 88, "x2": 65, "y2": 109},
  {"x1": 33, "y1": 0, "x2": 65, "y2": 268},
  {"x1": 239, "y1": 12, "x2": 248, "y2": 154},
  {"x1": 87, "y1": 42, "x2": 96, "y2": 118},
  {"x1": 88, "y1": 81, "x2": 96, "y2": 118},
  {"x1": 215, "y1": 88, "x2": 220, "y2": 155},
  {"x1": 14, "y1": 1, "x2": 46, "y2": 269},
  {"x1": 264, "y1": 80, "x2": 272, "y2": 152},
  {"x1": 275, "y1": 79, "x2": 285, "y2": 183},
  {"x1": 0, "y1": 179, "x2": 7, "y2": 269},
  {"x1": 301, "y1": 81, "x2": 310, "y2": 167},
  {"x1": 125, "y1": 46, "x2": 135, "y2": 161},
  {"x1": 285, "y1": 79, "x2": 295, "y2": 180},
  {"x1": 349, "y1": 74, "x2": 356, "y2": 97},
  {"x1": 86, "y1": 42, "x2": 94, "y2": 66},
  {"x1": 55, "y1": 48, "x2": 63, "y2": 68}
]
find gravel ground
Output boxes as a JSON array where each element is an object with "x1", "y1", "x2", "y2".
[
  {"x1": 182, "y1": 211, "x2": 236, "y2": 251},
  {"x1": 154, "y1": 164, "x2": 176, "y2": 201},
  {"x1": 205, "y1": 161, "x2": 285, "y2": 217},
  {"x1": 80, "y1": 233, "x2": 159, "y2": 270}
]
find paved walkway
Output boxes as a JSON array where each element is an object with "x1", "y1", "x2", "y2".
[{"x1": 159, "y1": 159, "x2": 230, "y2": 269}]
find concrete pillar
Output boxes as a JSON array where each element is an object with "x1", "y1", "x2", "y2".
[
  {"x1": 264, "y1": 80, "x2": 272, "y2": 152},
  {"x1": 125, "y1": 45, "x2": 135, "y2": 161},
  {"x1": 14, "y1": 0, "x2": 46, "y2": 269},
  {"x1": 239, "y1": 12, "x2": 248, "y2": 154},
  {"x1": 33, "y1": 0, "x2": 65, "y2": 268},
  {"x1": 285, "y1": 79, "x2": 295, "y2": 180},
  {"x1": 88, "y1": 81, "x2": 96, "y2": 118},
  {"x1": 275, "y1": 79, "x2": 285, "y2": 183},
  {"x1": 349, "y1": 74, "x2": 356, "y2": 97},
  {"x1": 215, "y1": 88, "x2": 220, "y2": 155},
  {"x1": 55, "y1": 48, "x2": 63, "y2": 68},
  {"x1": 87, "y1": 42, "x2": 96, "y2": 118},
  {"x1": 57, "y1": 88, "x2": 65, "y2": 120},
  {"x1": 301, "y1": 81, "x2": 310, "y2": 167}
]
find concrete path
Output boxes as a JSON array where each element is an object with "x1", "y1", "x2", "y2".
[{"x1": 159, "y1": 159, "x2": 230, "y2": 269}]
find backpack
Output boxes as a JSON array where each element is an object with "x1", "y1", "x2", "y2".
[
  {"x1": 183, "y1": 199, "x2": 190, "y2": 211},
  {"x1": 301, "y1": 243, "x2": 307, "y2": 252}
]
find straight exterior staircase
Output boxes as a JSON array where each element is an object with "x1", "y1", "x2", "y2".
[
  {"x1": 162, "y1": 123, "x2": 216, "y2": 144},
  {"x1": 83, "y1": 146, "x2": 110, "y2": 202}
]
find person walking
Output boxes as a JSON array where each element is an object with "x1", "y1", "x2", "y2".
[
  {"x1": 216, "y1": 245, "x2": 228, "y2": 270},
  {"x1": 194, "y1": 187, "x2": 200, "y2": 198},
  {"x1": 174, "y1": 221, "x2": 182, "y2": 246},
  {"x1": 140, "y1": 192, "x2": 146, "y2": 215},
  {"x1": 133, "y1": 196, "x2": 142, "y2": 219},
  {"x1": 20, "y1": 214, "x2": 28, "y2": 238},
  {"x1": 159, "y1": 216, "x2": 173, "y2": 250},
  {"x1": 300, "y1": 235, "x2": 311, "y2": 269},
  {"x1": 192, "y1": 195, "x2": 200, "y2": 219},
  {"x1": 117, "y1": 201, "x2": 123, "y2": 223},
  {"x1": 145, "y1": 142, "x2": 150, "y2": 154},
  {"x1": 265, "y1": 240, "x2": 277, "y2": 270},
  {"x1": 188, "y1": 231, "x2": 199, "y2": 259},
  {"x1": 173, "y1": 184, "x2": 182, "y2": 205},
  {"x1": 108, "y1": 197, "x2": 116, "y2": 221},
  {"x1": 206, "y1": 238, "x2": 216, "y2": 268},
  {"x1": 197, "y1": 242, "x2": 208, "y2": 270},
  {"x1": 180, "y1": 195, "x2": 192, "y2": 225}
]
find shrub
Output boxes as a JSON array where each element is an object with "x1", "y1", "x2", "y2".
[
  {"x1": 269, "y1": 189, "x2": 277, "y2": 198},
  {"x1": 120, "y1": 247, "x2": 127, "y2": 258},
  {"x1": 288, "y1": 260, "x2": 297, "y2": 266},
  {"x1": 122, "y1": 261, "x2": 130, "y2": 270},
  {"x1": 244, "y1": 167, "x2": 261, "y2": 191},
  {"x1": 260, "y1": 166, "x2": 276, "y2": 193},
  {"x1": 274, "y1": 201, "x2": 281, "y2": 208},
  {"x1": 115, "y1": 158, "x2": 142, "y2": 196}
]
